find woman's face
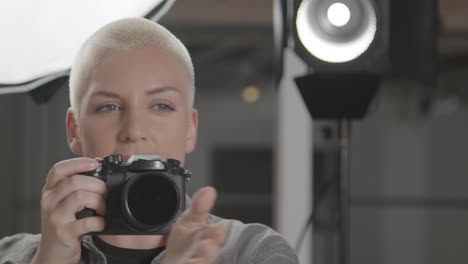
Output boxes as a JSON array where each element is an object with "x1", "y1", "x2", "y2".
[{"x1": 67, "y1": 46, "x2": 198, "y2": 165}]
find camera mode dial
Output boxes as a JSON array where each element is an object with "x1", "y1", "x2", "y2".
[{"x1": 104, "y1": 154, "x2": 123, "y2": 165}]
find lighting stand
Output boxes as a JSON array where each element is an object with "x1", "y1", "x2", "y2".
[
  {"x1": 338, "y1": 119, "x2": 350, "y2": 264},
  {"x1": 295, "y1": 73, "x2": 380, "y2": 264}
]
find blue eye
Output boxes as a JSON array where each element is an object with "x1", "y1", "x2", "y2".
[
  {"x1": 97, "y1": 104, "x2": 120, "y2": 112},
  {"x1": 153, "y1": 103, "x2": 174, "y2": 111}
]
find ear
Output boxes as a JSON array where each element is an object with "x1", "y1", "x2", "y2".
[
  {"x1": 66, "y1": 108, "x2": 83, "y2": 155},
  {"x1": 185, "y1": 109, "x2": 198, "y2": 154}
]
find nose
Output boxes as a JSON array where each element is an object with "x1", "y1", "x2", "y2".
[{"x1": 118, "y1": 109, "x2": 147, "y2": 143}]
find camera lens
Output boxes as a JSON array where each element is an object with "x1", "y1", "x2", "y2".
[{"x1": 123, "y1": 173, "x2": 179, "y2": 230}]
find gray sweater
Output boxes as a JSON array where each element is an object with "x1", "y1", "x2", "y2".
[{"x1": 0, "y1": 214, "x2": 299, "y2": 264}]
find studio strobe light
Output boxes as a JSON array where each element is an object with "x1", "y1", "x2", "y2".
[
  {"x1": 292, "y1": 0, "x2": 389, "y2": 73},
  {"x1": 296, "y1": 0, "x2": 378, "y2": 63},
  {"x1": 285, "y1": 0, "x2": 390, "y2": 119}
]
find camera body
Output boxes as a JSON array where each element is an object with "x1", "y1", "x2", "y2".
[{"x1": 76, "y1": 154, "x2": 191, "y2": 235}]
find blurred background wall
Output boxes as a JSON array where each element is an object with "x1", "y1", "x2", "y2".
[{"x1": 0, "y1": 0, "x2": 468, "y2": 263}]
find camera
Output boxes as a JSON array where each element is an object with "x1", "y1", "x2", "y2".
[{"x1": 75, "y1": 154, "x2": 191, "y2": 235}]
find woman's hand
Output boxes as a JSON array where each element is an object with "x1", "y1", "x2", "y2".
[
  {"x1": 163, "y1": 187, "x2": 225, "y2": 264},
  {"x1": 32, "y1": 158, "x2": 106, "y2": 264}
]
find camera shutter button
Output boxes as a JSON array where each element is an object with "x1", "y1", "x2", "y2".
[{"x1": 167, "y1": 158, "x2": 180, "y2": 167}]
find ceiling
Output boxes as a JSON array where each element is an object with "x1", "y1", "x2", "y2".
[
  {"x1": 162, "y1": 0, "x2": 468, "y2": 32},
  {"x1": 162, "y1": 0, "x2": 272, "y2": 25},
  {"x1": 440, "y1": 0, "x2": 468, "y2": 31},
  {"x1": 162, "y1": 0, "x2": 468, "y2": 57}
]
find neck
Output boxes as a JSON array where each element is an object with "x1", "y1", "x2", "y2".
[{"x1": 98, "y1": 235, "x2": 167, "y2": 249}]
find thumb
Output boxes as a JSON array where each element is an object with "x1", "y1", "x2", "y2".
[{"x1": 181, "y1": 187, "x2": 217, "y2": 224}]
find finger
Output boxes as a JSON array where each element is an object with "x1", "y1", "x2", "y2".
[
  {"x1": 53, "y1": 190, "x2": 106, "y2": 221},
  {"x1": 43, "y1": 175, "x2": 106, "y2": 210},
  {"x1": 45, "y1": 158, "x2": 98, "y2": 190},
  {"x1": 178, "y1": 228, "x2": 209, "y2": 261},
  {"x1": 200, "y1": 223, "x2": 225, "y2": 246},
  {"x1": 67, "y1": 216, "x2": 105, "y2": 238},
  {"x1": 191, "y1": 239, "x2": 221, "y2": 264},
  {"x1": 180, "y1": 187, "x2": 217, "y2": 224},
  {"x1": 173, "y1": 224, "x2": 224, "y2": 263}
]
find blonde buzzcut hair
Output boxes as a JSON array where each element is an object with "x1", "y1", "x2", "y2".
[{"x1": 69, "y1": 17, "x2": 195, "y2": 117}]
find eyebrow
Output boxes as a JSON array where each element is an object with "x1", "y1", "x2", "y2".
[
  {"x1": 146, "y1": 86, "x2": 181, "y2": 96},
  {"x1": 90, "y1": 86, "x2": 181, "y2": 99}
]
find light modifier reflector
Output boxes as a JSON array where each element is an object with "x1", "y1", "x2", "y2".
[
  {"x1": 0, "y1": 0, "x2": 172, "y2": 89},
  {"x1": 296, "y1": 0, "x2": 378, "y2": 63}
]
